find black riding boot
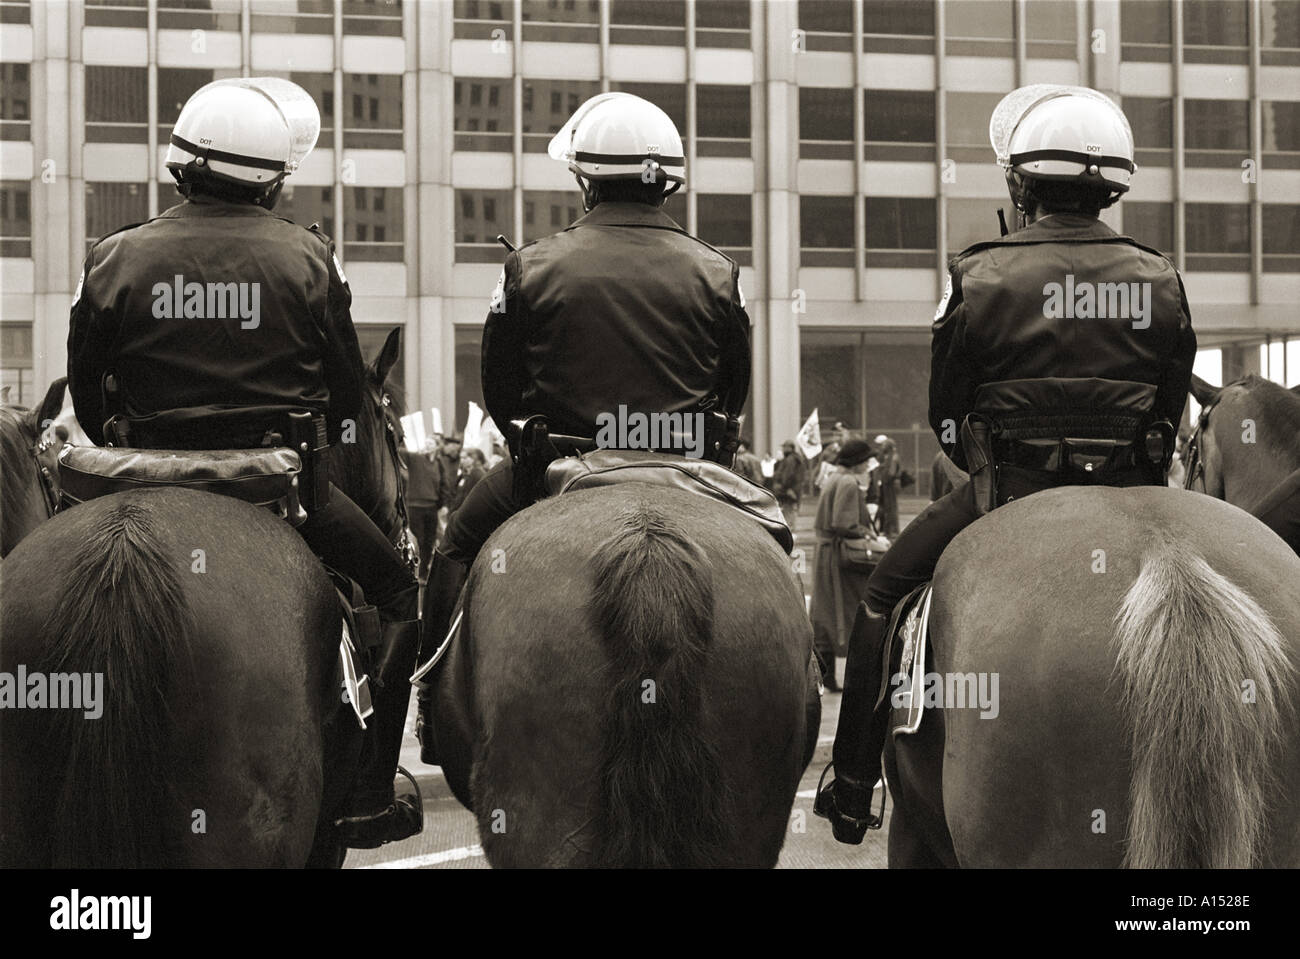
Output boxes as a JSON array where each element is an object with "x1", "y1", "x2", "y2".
[
  {"x1": 815, "y1": 604, "x2": 891, "y2": 844},
  {"x1": 335, "y1": 587, "x2": 424, "y2": 849},
  {"x1": 415, "y1": 551, "x2": 468, "y2": 766}
]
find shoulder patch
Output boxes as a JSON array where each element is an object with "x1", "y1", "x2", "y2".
[
  {"x1": 332, "y1": 252, "x2": 347, "y2": 286},
  {"x1": 737, "y1": 278, "x2": 746, "y2": 311},
  {"x1": 488, "y1": 268, "x2": 507, "y2": 313},
  {"x1": 933, "y1": 274, "x2": 953, "y2": 322},
  {"x1": 71, "y1": 267, "x2": 85, "y2": 308}
]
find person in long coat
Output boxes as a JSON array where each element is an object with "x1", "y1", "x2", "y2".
[{"x1": 809, "y1": 439, "x2": 878, "y2": 691}]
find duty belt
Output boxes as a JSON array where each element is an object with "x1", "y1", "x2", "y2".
[{"x1": 996, "y1": 437, "x2": 1144, "y2": 475}]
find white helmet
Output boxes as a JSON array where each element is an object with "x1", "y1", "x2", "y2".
[
  {"x1": 548, "y1": 92, "x2": 685, "y2": 195},
  {"x1": 165, "y1": 77, "x2": 321, "y2": 192},
  {"x1": 990, "y1": 85, "x2": 1134, "y2": 208}
]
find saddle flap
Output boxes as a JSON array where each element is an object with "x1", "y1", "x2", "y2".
[
  {"x1": 58, "y1": 444, "x2": 305, "y2": 523},
  {"x1": 543, "y1": 449, "x2": 794, "y2": 553}
]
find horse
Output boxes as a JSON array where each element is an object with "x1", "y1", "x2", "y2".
[
  {"x1": 0, "y1": 329, "x2": 408, "y2": 867},
  {"x1": 0, "y1": 376, "x2": 69, "y2": 556},
  {"x1": 881, "y1": 484, "x2": 1300, "y2": 867},
  {"x1": 426, "y1": 484, "x2": 821, "y2": 867},
  {"x1": 1185, "y1": 372, "x2": 1300, "y2": 510}
]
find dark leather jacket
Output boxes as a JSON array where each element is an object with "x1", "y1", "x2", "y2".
[
  {"x1": 931, "y1": 213, "x2": 1196, "y2": 470},
  {"x1": 68, "y1": 194, "x2": 364, "y2": 446},
  {"x1": 481, "y1": 201, "x2": 752, "y2": 450}
]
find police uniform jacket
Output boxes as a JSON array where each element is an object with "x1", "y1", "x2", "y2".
[
  {"x1": 481, "y1": 201, "x2": 752, "y2": 447},
  {"x1": 68, "y1": 194, "x2": 365, "y2": 445},
  {"x1": 930, "y1": 213, "x2": 1196, "y2": 470}
]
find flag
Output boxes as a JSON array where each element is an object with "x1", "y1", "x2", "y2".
[{"x1": 796, "y1": 409, "x2": 822, "y2": 459}]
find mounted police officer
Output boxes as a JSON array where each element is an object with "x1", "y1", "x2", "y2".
[
  {"x1": 817, "y1": 85, "x2": 1197, "y2": 843},
  {"x1": 67, "y1": 78, "x2": 422, "y2": 849},
  {"x1": 416, "y1": 92, "x2": 753, "y2": 763}
]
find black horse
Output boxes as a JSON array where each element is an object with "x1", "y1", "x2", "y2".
[{"x1": 0, "y1": 330, "x2": 408, "y2": 867}]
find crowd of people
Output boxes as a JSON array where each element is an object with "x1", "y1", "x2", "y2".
[{"x1": 403, "y1": 433, "x2": 495, "y2": 584}]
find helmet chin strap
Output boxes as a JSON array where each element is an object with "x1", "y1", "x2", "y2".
[{"x1": 575, "y1": 173, "x2": 597, "y2": 213}]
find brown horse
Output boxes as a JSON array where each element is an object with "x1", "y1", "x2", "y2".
[
  {"x1": 0, "y1": 330, "x2": 407, "y2": 867},
  {"x1": 426, "y1": 485, "x2": 820, "y2": 867},
  {"x1": 884, "y1": 485, "x2": 1299, "y2": 867}
]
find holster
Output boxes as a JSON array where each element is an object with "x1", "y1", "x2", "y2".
[
  {"x1": 508, "y1": 414, "x2": 560, "y2": 506},
  {"x1": 960, "y1": 414, "x2": 997, "y2": 516}
]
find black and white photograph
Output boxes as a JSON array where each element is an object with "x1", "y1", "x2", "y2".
[{"x1": 0, "y1": 0, "x2": 1297, "y2": 937}]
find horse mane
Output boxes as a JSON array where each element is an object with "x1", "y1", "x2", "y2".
[{"x1": 327, "y1": 355, "x2": 407, "y2": 530}]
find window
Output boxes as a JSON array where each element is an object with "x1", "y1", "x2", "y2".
[
  {"x1": 1026, "y1": 0, "x2": 1076, "y2": 58},
  {"x1": 609, "y1": 0, "x2": 685, "y2": 46},
  {"x1": 1123, "y1": 202, "x2": 1174, "y2": 253},
  {"x1": 345, "y1": 74, "x2": 402, "y2": 148},
  {"x1": 251, "y1": 0, "x2": 333, "y2": 35},
  {"x1": 84, "y1": 182, "x2": 147, "y2": 252},
  {"x1": 800, "y1": 195, "x2": 854, "y2": 267},
  {"x1": 865, "y1": 197, "x2": 936, "y2": 267},
  {"x1": 1262, "y1": 1, "x2": 1300, "y2": 65},
  {"x1": 864, "y1": 89, "x2": 934, "y2": 161},
  {"x1": 345, "y1": 187, "x2": 403, "y2": 261},
  {"x1": 158, "y1": 69, "x2": 217, "y2": 143},
  {"x1": 945, "y1": 91, "x2": 1002, "y2": 162},
  {"x1": 696, "y1": 0, "x2": 750, "y2": 49},
  {"x1": 455, "y1": 326, "x2": 485, "y2": 429},
  {"x1": 1, "y1": 179, "x2": 32, "y2": 257},
  {"x1": 1263, "y1": 101, "x2": 1300, "y2": 159},
  {"x1": 800, "y1": 87, "x2": 853, "y2": 159},
  {"x1": 276, "y1": 185, "x2": 334, "y2": 237},
  {"x1": 85, "y1": 66, "x2": 147, "y2": 143},
  {"x1": 1184, "y1": 99, "x2": 1249, "y2": 165},
  {"x1": 342, "y1": 0, "x2": 403, "y2": 38},
  {"x1": 863, "y1": 0, "x2": 935, "y2": 53},
  {"x1": 522, "y1": 78, "x2": 598, "y2": 152},
  {"x1": 1184, "y1": 0, "x2": 1248, "y2": 64},
  {"x1": 84, "y1": 0, "x2": 147, "y2": 28},
  {"x1": 697, "y1": 85, "x2": 750, "y2": 158},
  {"x1": 696, "y1": 194, "x2": 752, "y2": 266},
  {"x1": 522, "y1": 0, "x2": 599, "y2": 43},
  {"x1": 454, "y1": 0, "x2": 512, "y2": 40},
  {"x1": 798, "y1": 0, "x2": 852, "y2": 51},
  {"x1": 945, "y1": 0, "x2": 1014, "y2": 57},
  {"x1": 1121, "y1": 0, "x2": 1171, "y2": 62},
  {"x1": 456, "y1": 189, "x2": 513, "y2": 262},
  {"x1": 158, "y1": 0, "x2": 240, "y2": 31},
  {"x1": 1185, "y1": 203, "x2": 1250, "y2": 271},
  {"x1": 522, "y1": 190, "x2": 581, "y2": 243},
  {"x1": 1, "y1": 62, "x2": 30, "y2": 141},
  {"x1": 291, "y1": 73, "x2": 336, "y2": 139},
  {"x1": 1, "y1": 322, "x2": 34, "y2": 407},
  {"x1": 1262, "y1": 204, "x2": 1300, "y2": 271}
]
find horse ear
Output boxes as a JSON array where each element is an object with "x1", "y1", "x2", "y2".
[
  {"x1": 374, "y1": 328, "x2": 402, "y2": 385},
  {"x1": 37, "y1": 377, "x2": 68, "y2": 431},
  {"x1": 1189, "y1": 374, "x2": 1220, "y2": 407}
]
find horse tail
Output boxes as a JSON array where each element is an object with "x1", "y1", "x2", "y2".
[
  {"x1": 39, "y1": 499, "x2": 192, "y2": 867},
  {"x1": 1113, "y1": 531, "x2": 1292, "y2": 868},
  {"x1": 589, "y1": 502, "x2": 730, "y2": 867}
]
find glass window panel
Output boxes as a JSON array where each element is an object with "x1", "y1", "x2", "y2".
[
  {"x1": 800, "y1": 195, "x2": 854, "y2": 249},
  {"x1": 865, "y1": 197, "x2": 936, "y2": 249},
  {"x1": 0, "y1": 322, "x2": 32, "y2": 365},
  {"x1": 85, "y1": 65, "x2": 147, "y2": 140},
  {"x1": 158, "y1": 68, "x2": 216, "y2": 141},
  {"x1": 799, "y1": 0, "x2": 852, "y2": 33},
  {"x1": 945, "y1": 91, "x2": 1002, "y2": 148},
  {"x1": 1122, "y1": 0, "x2": 1171, "y2": 43},
  {"x1": 801, "y1": 330, "x2": 864, "y2": 435},
  {"x1": 1262, "y1": 204, "x2": 1299, "y2": 254},
  {"x1": 1184, "y1": 99, "x2": 1249, "y2": 151},
  {"x1": 84, "y1": 182, "x2": 147, "y2": 250},
  {"x1": 1122, "y1": 97, "x2": 1173, "y2": 150},
  {"x1": 800, "y1": 87, "x2": 853, "y2": 142},
  {"x1": 945, "y1": 0, "x2": 1012, "y2": 39},
  {"x1": 522, "y1": 189, "x2": 582, "y2": 243},
  {"x1": 1184, "y1": 0, "x2": 1248, "y2": 46},
  {"x1": 1026, "y1": 0, "x2": 1076, "y2": 40},
  {"x1": 251, "y1": 0, "x2": 333, "y2": 35},
  {"x1": 1263, "y1": 101, "x2": 1300, "y2": 151},
  {"x1": 610, "y1": 0, "x2": 684, "y2": 27},
  {"x1": 1, "y1": 62, "x2": 29, "y2": 121},
  {"x1": 946, "y1": 197, "x2": 1001, "y2": 254},
  {"x1": 342, "y1": 0, "x2": 403, "y2": 37},
  {"x1": 696, "y1": 194, "x2": 752, "y2": 250},
  {"x1": 158, "y1": 0, "x2": 241, "y2": 31},
  {"x1": 345, "y1": 186, "x2": 403, "y2": 261},
  {"x1": 697, "y1": 85, "x2": 750, "y2": 141},
  {"x1": 863, "y1": 0, "x2": 935, "y2": 35},
  {"x1": 865, "y1": 89, "x2": 934, "y2": 143},
  {"x1": 343, "y1": 74, "x2": 403, "y2": 148},
  {"x1": 0, "y1": 180, "x2": 32, "y2": 256},
  {"x1": 611, "y1": 82, "x2": 687, "y2": 138},
  {"x1": 522, "y1": 0, "x2": 599, "y2": 23},
  {"x1": 287, "y1": 72, "x2": 335, "y2": 137},
  {"x1": 1186, "y1": 203, "x2": 1250, "y2": 253},
  {"x1": 521, "y1": 78, "x2": 598, "y2": 151},
  {"x1": 1123, "y1": 201, "x2": 1173, "y2": 252},
  {"x1": 1263, "y1": 1, "x2": 1300, "y2": 47},
  {"x1": 696, "y1": 0, "x2": 749, "y2": 30},
  {"x1": 455, "y1": 325, "x2": 485, "y2": 430},
  {"x1": 456, "y1": 188, "x2": 513, "y2": 261},
  {"x1": 85, "y1": 0, "x2": 147, "y2": 28},
  {"x1": 277, "y1": 184, "x2": 335, "y2": 236}
]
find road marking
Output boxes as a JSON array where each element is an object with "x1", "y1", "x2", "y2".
[{"x1": 361, "y1": 844, "x2": 484, "y2": 869}]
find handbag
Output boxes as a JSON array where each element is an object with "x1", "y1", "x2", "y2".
[{"x1": 838, "y1": 535, "x2": 884, "y2": 570}]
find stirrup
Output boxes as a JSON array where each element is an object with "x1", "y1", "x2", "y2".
[
  {"x1": 334, "y1": 766, "x2": 423, "y2": 849},
  {"x1": 812, "y1": 763, "x2": 885, "y2": 840}
]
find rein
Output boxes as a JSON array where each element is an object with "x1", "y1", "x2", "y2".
[
  {"x1": 1, "y1": 407, "x2": 61, "y2": 520},
  {"x1": 372, "y1": 389, "x2": 418, "y2": 573},
  {"x1": 1183, "y1": 381, "x2": 1237, "y2": 495}
]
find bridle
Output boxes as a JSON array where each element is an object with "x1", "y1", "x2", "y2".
[
  {"x1": 370, "y1": 385, "x2": 419, "y2": 573},
  {"x1": 1, "y1": 407, "x2": 61, "y2": 520},
  {"x1": 1183, "y1": 382, "x2": 1236, "y2": 495}
]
